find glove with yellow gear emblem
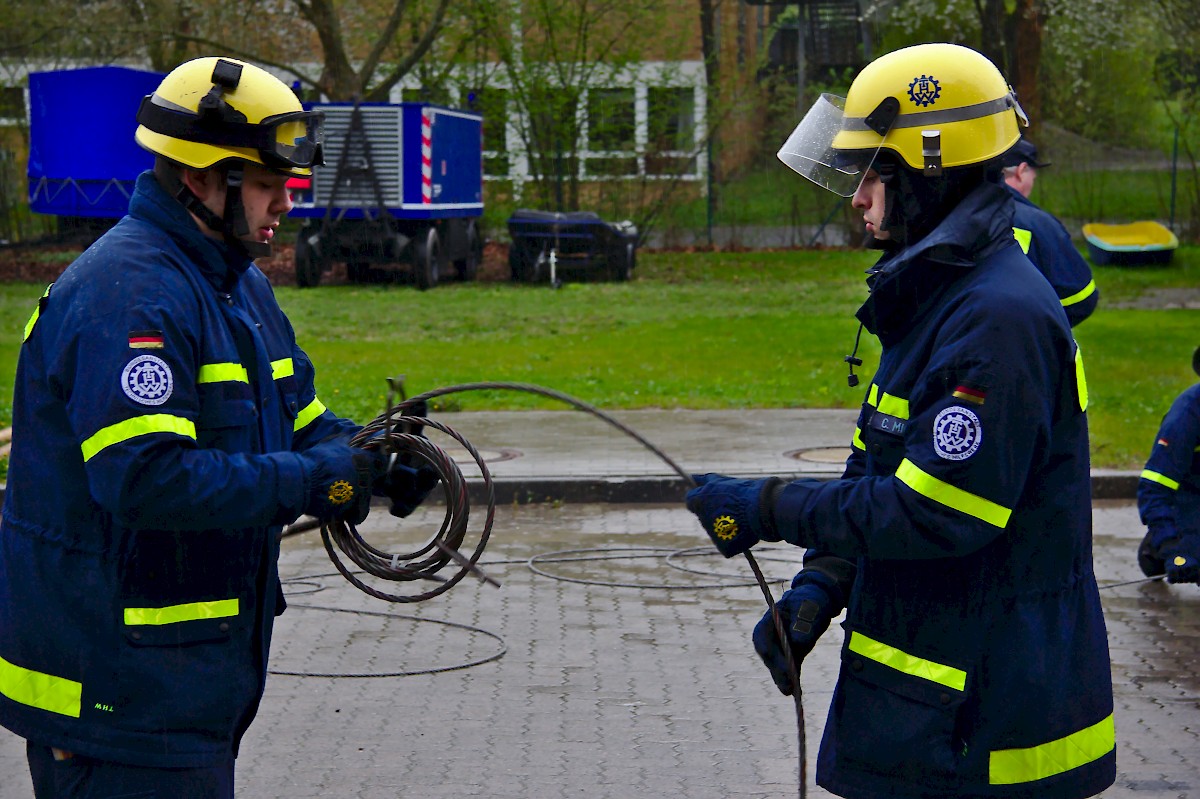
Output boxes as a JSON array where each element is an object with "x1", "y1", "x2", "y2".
[
  {"x1": 299, "y1": 438, "x2": 386, "y2": 524},
  {"x1": 685, "y1": 474, "x2": 785, "y2": 558}
]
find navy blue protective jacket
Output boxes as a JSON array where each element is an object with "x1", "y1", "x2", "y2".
[
  {"x1": 1138, "y1": 383, "x2": 1200, "y2": 541},
  {"x1": 1006, "y1": 184, "x2": 1098, "y2": 327},
  {"x1": 776, "y1": 183, "x2": 1115, "y2": 798},
  {"x1": 0, "y1": 172, "x2": 357, "y2": 767}
]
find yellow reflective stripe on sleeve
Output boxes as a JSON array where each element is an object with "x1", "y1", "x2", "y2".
[
  {"x1": 271, "y1": 358, "x2": 295, "y2": 379},
  {"x1": 852, "y1": 426, "x2": 866, "y2": 451},
  {"x1": 124, "y1": 598, "x2": 239, "y2": 626},
  {"x1": 293, "y1": 398, "x2": 327, "y2": 432},
  {"x1": 81, "y1": 415, "x2": 197, "y2": 462},
  {"x1": 847, "y1": 631, "x2": 967, "y2": 692},
  {"x1": 1012, "y1": 227, "x2": 1032, "y2": 254},
  {"x1": 895, "y1": 459, "x2": 1012, "y2": 528},
  {"x1": 0, "y1": 654, "x2": 82, "y2": 718},
  {"x1": 1061, "y1": 279, "x2": 1097, "y2": 308},
  {"x1": 197, "y1": 363, "x2": 249, "y2": 384},
  {"x1": 22, "y1": 284, "x2": 53, "y2": 342},
  {"x1": 1140, "y1": 469, "x2": 1180, "y2": 491},
  {"x1": 989, "y1": 713, "x2": 1115, "y2": 785},
  {"x1": 867, "y1": 384, "x2": 879, "y2": 407},
  {"x1": 1075, "y1": 343, "x2": 1088, "y2": 412},
  {"x1": 877, "y1": 393, "x2": 909, "y2": 419}
]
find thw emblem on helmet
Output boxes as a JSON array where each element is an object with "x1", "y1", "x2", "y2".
[
  {"x1": 328, "y1": 480, "x2": 355, "y2": 505},
  {"x1": 713, "y1": 515, "x2": 739, "y2": 541},
  {"x1": 908, "y1": 75, "x2": 941, "y2": 107}
]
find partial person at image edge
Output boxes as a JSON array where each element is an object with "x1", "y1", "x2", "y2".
[
  {"x1": 1137, "y1": 345, "x2": 1200, "y2": 584},
  {"x1": 0, "y1": 57, "x2": 438, "y2": 798}
]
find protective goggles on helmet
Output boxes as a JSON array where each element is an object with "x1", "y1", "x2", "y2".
[
  {"x1": 777, "y1": 93, "x2": 889, "y2": 197},
  {"x1": 136, "y1": 96, "x2": 325, "y2": 172}
]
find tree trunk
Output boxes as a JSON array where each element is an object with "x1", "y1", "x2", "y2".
[
  {"x1": 697, "y1": 0, "x2": 721, "y2": 186},
  {"x1": 975, "y1": 0, "x2": 1008, "y2": 77},
  {"x1": 1011, "y1": 0, "x2": 1045, "y2": 135}
]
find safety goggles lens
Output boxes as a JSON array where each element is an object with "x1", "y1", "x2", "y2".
[{"x1": 265, "y1": 112, "x2": 324, "y2": 169}]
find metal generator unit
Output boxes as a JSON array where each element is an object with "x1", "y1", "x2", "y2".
[{"x1": 289, "y1": 101, "x2": 484, "y2": 289}]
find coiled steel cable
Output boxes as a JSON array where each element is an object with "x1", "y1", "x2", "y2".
[{"x1": 300, "y1": 380, "x2": 807, "y2": 797}]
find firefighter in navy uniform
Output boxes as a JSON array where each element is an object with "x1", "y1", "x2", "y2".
[
  {"x1": 685, "y1": 43, "x2": 1115, "y2": 798},
  {"x1": 1002, "y1": 136, "x2": 1099, "y2": 326},
  {"x1": 1136, "y1": 346, "x2": 1200, "y2": 583},
  {"x1": 0, "y1": 57, "x2": 436, "y2": 798}
]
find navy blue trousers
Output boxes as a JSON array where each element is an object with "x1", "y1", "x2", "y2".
[{"x1": 26, "y1": 741, "x2": 234, "y2": 799}]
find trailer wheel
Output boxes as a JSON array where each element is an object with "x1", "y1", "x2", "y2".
[
  {"x1": 295, "y1": 230, "x2": 323, "y2": 288},
  {"x1": 454, "y1": 221, "x2": 482, "y2": 282},
  {"x1": 415, "y1": 227, "x2": 440, "y2": 290},
  {"x1": 608, "y1": 240, "x2": 635, "y2": 282}
]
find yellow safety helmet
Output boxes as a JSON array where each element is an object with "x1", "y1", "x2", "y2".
[
  {"x1": 779, "y1": 43, "x2": 1027, "y2": 196},
  {"x1": 135, "y1": 57, "x2": 323, "y2": 177}
]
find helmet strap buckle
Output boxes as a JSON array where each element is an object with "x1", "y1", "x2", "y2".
[{"x1": 922, "y1": 130, "x2": 943, "y2": 177}]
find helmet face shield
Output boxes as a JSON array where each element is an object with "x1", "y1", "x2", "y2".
[{"x1": 777, "y1": 93, "x2": 884, "y2": 198}]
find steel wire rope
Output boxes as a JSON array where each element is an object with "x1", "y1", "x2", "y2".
[
  {"x1": 527, "y1": 546, "x2": 764, "y2": 589},
  {"x1": 291, "y1": 380, "x2": 806, "y2": 797},
  {"x1": 267, "y1": 603, "x2": 507, "y2": 678}
]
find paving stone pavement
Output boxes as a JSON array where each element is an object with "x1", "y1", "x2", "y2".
[{"x1": 2, "y1": 497, "x2": 1195, "y2": 798}]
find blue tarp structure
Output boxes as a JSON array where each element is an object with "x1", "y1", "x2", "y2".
[{"x1": 27, "y1": 66, "x2": 164, "y2": 217}]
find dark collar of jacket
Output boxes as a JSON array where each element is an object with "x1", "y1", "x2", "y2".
[
  {"x1": 127, "y1": 170, "x2": 252, "y2": 292},
  {"x1": 855, "y1": 181, "x2": 1016, "y2": 343}
]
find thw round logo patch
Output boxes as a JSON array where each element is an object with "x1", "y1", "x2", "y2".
[
  {"x1": 121, "y1": 354, "x2": 173, "y2": 406},
  {"x1": 933, "y1": 406, "x2": 982, "y2": 461}
]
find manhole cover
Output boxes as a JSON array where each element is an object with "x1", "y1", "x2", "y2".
[
  {"x1": 442, "y1": 446, "x2": 522, "y2": 464},
  {"x1": 784, "y1": 447, "x2": 853, "y2": 464}
]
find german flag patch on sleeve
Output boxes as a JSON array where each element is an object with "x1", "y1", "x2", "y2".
[
  {"x1": 951, "y1": 384, "x2": 986, "y2": 405},
  {"x1": 128, "y1": 330, "x2": 165, "y2": 350}
]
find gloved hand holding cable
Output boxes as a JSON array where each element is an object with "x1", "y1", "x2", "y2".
[
  {"x1": 753, "y1": 569, "x2": 844, "y2": 696},
  {"x1": 370, "y1": 399, "x2": 441, "y2": 518}
]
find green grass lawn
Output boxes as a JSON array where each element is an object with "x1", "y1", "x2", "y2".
[{"x1": 0, "y1": 245, "x2": 1194, "y2": 471}]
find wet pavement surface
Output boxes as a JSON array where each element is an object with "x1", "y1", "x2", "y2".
[{"x1": 2, "y1": 496, "x2": 1196, "y2": 798}]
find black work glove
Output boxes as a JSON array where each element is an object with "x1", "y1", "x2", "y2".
[
  {"x1": 298, "y1": 438, "x2": 385, "y2": 524},
  {"x1": 372, "y1": 400, "x2": 439, "y2": 518},
  {"x1": 374, "y1": 458, "x2": 441, "y2": 518},
  {"x1": 1137, "y1": 528, "x2": 1166, "y2": 577},
  {"x1": 752, "y1": 569, "x2": 840, "y2": 695},
  {"x1": 1162, "y1": 533, "x2": 1200, "y2": 584},
  {"x1": 685, "y1": 474, "x2": 784, "y2": 558}
]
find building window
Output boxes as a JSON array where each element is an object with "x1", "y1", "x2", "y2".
[
  {"x1": 585, "y1": 88, "x2": 636, "y2": 177},
  {"x1": 646, "y1": 87, "x2": 696, "y2": 176},
  {"x1": 471, "y1": 87, "x2": 510, "y2": 178},
  {"x1": 0, "y1": 87, "x2": 26, "y2": 124}
]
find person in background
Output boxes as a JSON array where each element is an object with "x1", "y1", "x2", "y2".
[
  {"x1": 1137, "y1": 345, "x2": 1200, "y2": 584},
  {"x1": 0, "y1": 56, "x2": 436, "y2": 798},
  {"x1": 1002, "y1": 136, "x2": 1099, "y2": 326},
  {"x1": 685, "y1": 43, "x2": 1115, "y2": 799}
]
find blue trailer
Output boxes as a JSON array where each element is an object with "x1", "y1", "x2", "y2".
[
  {"x1": 289, "y1": 101, "x2": 484, "y2": 289},
  {"x1": 27, "y1": 66, "x2": 163, "y2": 221}
]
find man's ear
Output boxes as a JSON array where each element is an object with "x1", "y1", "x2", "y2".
[{"x1": 180, "y1": 167, "x2": 222, "y2": 203}]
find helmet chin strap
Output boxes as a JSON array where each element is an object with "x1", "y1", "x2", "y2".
[{"x1": 173, "y1": 163, "x2": 272, "y2": 259}]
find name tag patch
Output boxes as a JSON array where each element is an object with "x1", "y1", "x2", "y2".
[{"x1": 869, "y1": 411, "x2": 909, "y2": 438}]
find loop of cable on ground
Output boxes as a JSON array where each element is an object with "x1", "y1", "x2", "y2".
[{"x1": 267, "y1": 603, "x2": 506, "y2": 679}]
